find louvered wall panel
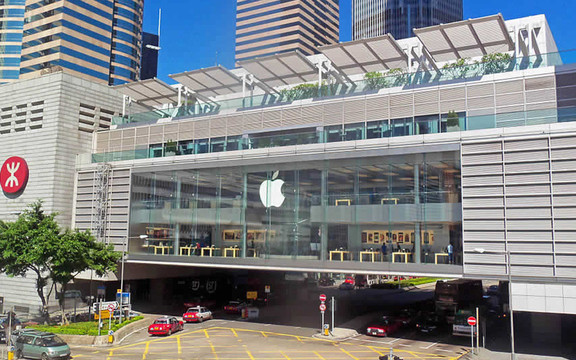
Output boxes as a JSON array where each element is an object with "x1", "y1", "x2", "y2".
[
  {"x1": 552, "y1": 160, "x2": 576, "y2": 171},
  {"x1": 389, "y1": 105, "x2": 412, "y2": 118},
  {"x1": 506, "y1": 150, "x2": 549, "y2": 162},
  {"x1": 526, "y1": 102, "x2": 556, "y2": 111},
  {"x1": 462, "y1": 152, "x2": 502, "y2": 164},
  {"x1": 343, "y1": 110, "x2": 365, "y2": 124},
  {"x1": 554, "y1": 207, "x2": 576, "y2": 218},
  {"x1": 366, "y1": 107, "x2": 388, "y2": 121},
  {"x1": 554, "y1": 255, "x2": 576, "y2": 266},
  {"x1": 506, "y1": 196, "x2": 551, "y2": 207},
  {"x1": 301, "y1": 104, "x2": 323, "y2": 117},
  {"x1": 495, "y1": 80, "x2": 524, "y2": 94},
  {"x1": 462, "y1": 197, "x2": 504, "y2": 207},
  {"x1": 553, "y1": 195, "x2": 576, "y2": 206},
  {"x1": 556, "y1": 231, "x2": 576, "y2": 241},
  {"x1": 551, "y1": 148, "x2": 576, "y2": 160},
  {"x1": 506, "y1": 161, "x2": 549, "y2": 173},
  {"x1": 463, "y1": 208, "x2": 505, "y2": 218},
  {"x1": 467, "y1": 96, "x2": 495, "y2": 109},
  {"x1": 553, "y1": 183, "x2": 576, "y2": 194},
  {"x1": 439, "y1": 87, "x2": 465, "y2": 101},
  {"x1": 525, "y1": 76, "x2": 555, "y2": 90},
  {"x1": 414, "y1": 102, "x2": 439, "y2": 116},
  {"x1": 210, "y1": 126, "x2": 227, "y2": 137},
  {"x1": 390, "y1": 94, "x2": 412, "y2": 106},
  {"x1": 467, "y1": 84, "x2": 494, "y2": 97},
  {"x1": 440, "y1": 99, "x2": 466, "y2": 112},
  {"x1": 507, "y1": 219, "x2": 552, "y2": 230},
  {"x1": 226, "y1": 126, "x2": 243, "y2": 136},
  {"x1": 496, "y1": 93, "x2": 524, "y2": 107},
  {"x1": 462, "y1": 142, "x2": 502, "y2": 153},
  {"x1": 243, "y1": 113, "x2": 262, "y2": 130},
  {"x1": 464, "y1": 231, "x2": 505, "y2": 240},
  {"x1": 226, "y1": 115, "x2": 243, "y2": 127},
  {"x1": 464, "y1": 175, "x2": 503, "y2": 186},
  {"x1": 506, "y1": 184, "x2": 551, "y2": 195},
  {"x1": 526, "y1": 89, "x2": 556, "y2": 103},
  {"x1": 508, "y1": 231, "x2": 553, "y2": 240},
  {"x1": 549, "y1": 220, "x2": 576, "y2": 230},
  {"x1": 555, "y1": 243, "x2": 576, "y2": 253},
  {"x1": 365, "y1": 96, "x2": 388, "y2": 109},
  {"x1": 552, "y1": 172, "x2": 576, "y2": 182},
  {"x1": 465, "y1": 220, "x2": 505, "y2": 230},
  {"x1": 461, "y1": 164, "x2": 503, "y2": 176},
  {"x1": 463, "y1": 186, "x2": 504, "y2": 196},
  {"x1": 413, "y1": 90, "x2": 437, "y2": 103},
  {"x1": 506, "y1": 173, "x2": 551, "y2": 184},
  {"x1": 463, "y1": 242, "x2": 506, "y2": 252},
  {"x1": 507, "y1": 207, "x2": 551, "y2": 218},
  {"x1": 343, "y1": 99, "x2": 364, "y2": 113},
  {"x1": 281, "y1": 107, "x2": 300, "y2": 119}
]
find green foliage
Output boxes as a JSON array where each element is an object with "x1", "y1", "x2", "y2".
[
  {"x1": 30, "y1": 316, "x2": 144, "y2": 336},
  {"x1": 446, "y1": 110, "x2": 460, "y2": 128},
  {"x1": 364, "y1": 71, "x2": 387, "y2": 90},
  {"x1": 442, "y1": 58, "x2": 472, "y2": 79},
  {"x1": 386, "y1": 277, "x2": 445, "y2": 287},
  {"x1": 363, "y1": 68, "x2": 408, "y2": 90},
  {"x1": 281, "y1": 83, "x2": 319, "y2": 101},
  {"x1": 479, "y1": 52, "x2": 513, "y2": 74},
  {"x1": 0, "y1": 201, "x2": 121, "y2": 318},
  {"x1": 165, "y1": 139, "x2": 177, "y2": 153}
]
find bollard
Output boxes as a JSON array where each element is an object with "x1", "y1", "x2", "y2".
[
  {"x1": 108, "y1": 335, "x2": 114, "y2": 344},
  {"x1": 7, "y1": 351, "x2": 13, "y2": 360}
]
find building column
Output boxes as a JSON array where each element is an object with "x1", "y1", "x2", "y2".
[
  {"x1": 241, "y1": 173, "x2": 248, "y2": 258},
  {"x1": 414, "y1": 164, "x2": 421, "y2": 263},
  {"x1": 321, "y1": 169, "x2": 328, "y2": 261}
]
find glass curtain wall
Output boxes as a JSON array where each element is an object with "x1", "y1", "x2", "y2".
[{"x1": 129, "y1": 152, "x2": 462, "y2": 265}]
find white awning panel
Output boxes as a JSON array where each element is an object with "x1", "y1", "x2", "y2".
[
  {"x1": 170, "y1": 66, "x2": 244, "y2": 98},
  {"x1": 319, "y1": 35, "x2": 408, "y2": 76},
  {"x1": 114, "y1": 78, "x2": 180, "y2": 107},
  {"x1": 238, "y1": 51, "x2": 318, "y2": 88},
  {"x1": 414, "y1": 14, "x2": 514, "y2": 63}
]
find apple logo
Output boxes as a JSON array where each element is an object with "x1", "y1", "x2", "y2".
[{"x1": 259, "y1": 171, "x2": 285, "y2": 208}]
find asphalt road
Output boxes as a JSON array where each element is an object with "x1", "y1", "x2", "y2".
[{"x1": 70, "y1": 319, "x2": 469, "y2": 360}]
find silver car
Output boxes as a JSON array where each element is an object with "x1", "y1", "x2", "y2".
[{"x1": 15, "y1": 332, "x2": 71, "y2": 360}]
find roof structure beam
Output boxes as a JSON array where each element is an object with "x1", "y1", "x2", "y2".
[
  {"x1": 438, "y1": 26, "x2": 461, "y2": 59},
  {"x1": 467, "y1": 22, "x2": 487, "y2": 55},
  {"x1": 363, "y1": 41, "x2": 390, "y2": 70}
]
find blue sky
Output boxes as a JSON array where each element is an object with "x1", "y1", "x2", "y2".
[{"x1": 143, "y1": 0, "x2": 575, "y2": 83}]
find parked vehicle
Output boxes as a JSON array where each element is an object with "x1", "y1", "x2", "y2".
[
  {"x1": 224, "y1": 301, "x2": 248, "y2": 314},
  {"x1": 14, "y1": 331, "x2": 71, "y2": 360},
  {"x1": 183, "y1": 306, "x2": 213, "y2": 323},
  {"x1": 415, "y1": 313, "x2": 442, "y2": 334},
  {"x1": 148, "y1": 317, "x2": 183, "y2": 336},
  {"x1": 183, "y1": 297, "x2": 217, "y2": 310},
  {"x1": 318, "y1": 277, "x2": 335, "y2": 287},
  {"x1": 0, "y1": 315, "x2": 22, "y2": 344},
  {"x1": 366, "y1": 316, "x2": 402, "y2": 337},
  {"x1": 112, "y1": 309, "x2": 141, "y2": 320},
  {"x1": 452, "y1": 309, "x2": 476, "y2": 337},
  {"x1": 338, "y1": 282, "x2": 355, "y2": 290}
]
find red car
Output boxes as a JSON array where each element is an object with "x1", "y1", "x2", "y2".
[
  {"x1": 224, "y1": 301, "x2": 248, "y2": 314},
  {"x1": 183, "y1": 306, "x2": 213, "y2": 323},
  {"x1": 148, "y1": 316, "x2": 183, "y2": 336},
  {"x1": 366, "y1": 316, "x2": 402, "y2": 337}
]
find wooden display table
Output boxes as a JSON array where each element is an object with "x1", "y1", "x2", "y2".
[{"x1": 329, "y1": 250, "x2": 353, "y2": 261}]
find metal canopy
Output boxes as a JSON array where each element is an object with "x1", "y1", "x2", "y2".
[
  {"x1": 414, "y1": 14, "x2": 514, "y2": 63},
  {"x1": 170, "y1": 66, "x2": 245, "y2": 98},
  {"x1": 319, "y1": 35, "x2": 408, "y2": 76},
  {"x1": 114, "y1": 78, "x2": 180, "y2": 107},
  {"x1": 238, "y1": 51, "x2": 319, "y2": 88}
]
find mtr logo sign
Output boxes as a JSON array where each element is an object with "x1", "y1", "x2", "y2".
[{"x1": 0, "y1": 156, "x2": 29, "y2": 196}]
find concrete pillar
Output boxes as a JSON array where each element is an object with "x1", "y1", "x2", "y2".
[{"x1": 321, "y1": 169, "x2": 328, "y2": 261}]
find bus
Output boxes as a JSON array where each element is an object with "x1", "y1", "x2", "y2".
[{"x1": 435, "y1": 279, "x2": 483, "y2": 324}]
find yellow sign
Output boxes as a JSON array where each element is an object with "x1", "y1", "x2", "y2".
[
  {"x1": 246, "y1": 291, "x2": 258, "y2": 300},
  {"x1": 94, "y1": 310, "x2": 112, "y2": 320}
]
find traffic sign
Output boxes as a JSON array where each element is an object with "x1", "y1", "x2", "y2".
[
  {"x1": 319, "y1": 294, "x2": 327, "y2": 302},
  {"x1": 107, "y1": 303, "x2": 116, "y2": 311},
  {"x1": 319, "y1": 304, "x2": 327, "y2": 311},
  {"x1": 467, "y1": 316, "x2": 477, "y2": 326}
]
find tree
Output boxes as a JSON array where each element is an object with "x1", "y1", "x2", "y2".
[{"x1": 0, "y1": 201, "x2": 121, "y2": 322}]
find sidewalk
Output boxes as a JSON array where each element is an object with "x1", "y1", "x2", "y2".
[{"x1": 465, "y1": 348, "x2": 570, "y2": 360}]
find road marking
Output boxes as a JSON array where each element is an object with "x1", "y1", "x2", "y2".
[
  {"x1": 231, "y1": 328, "x2": 238, "y2": 337},
  {"x1": 245, "y1": 350, "x2": 256, "y2": 360},
  {"x1": 437, "y1": 348, "x2": 453, "y2": 352},
  {"x1": 339, "y1": 347, "x2": 360, "y2": 360},
  {"x1": 209, "y1": 341, "x2": 219, "y2": 360},
  {"x1": 177, "y1": 335, "x2": 181, "y2": 354},
  {"x1": 389, "y1": 338, "x2": 402, "y2": 343},
  {"x1": 396, "y1": 343, "x2": 410, "y2": 347},
  {"x1": 422, "y1": 341, "x2": 438, "y2": 349},
  {"x1": 280, "y1": 351, "x2": 291, "y2": 359},
  {"x1": 204, "y1": 329, "x2": 210, "y2": 339},
  {"x1": 314, "y1": 351, "x2": 326, "y2": 360},
  {"x1": 105, "y1": 349, "x2": 113, "y2": 360},
  {"x1": 142, "y1": 342, "x2": 149, "y2": 360}
]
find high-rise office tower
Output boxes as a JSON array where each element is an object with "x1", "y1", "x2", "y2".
[
  {"x1": 140, "y1": 32, "x2": 159, "y2": 80},
  {"x1": 0, "y1": 0, "x2": 144, "y2": 85},
  {"x1": 352, "y1": 0, "x2": 462, "y2": 40},
  {"x1": 235, "y1": 0, "x2": 340, "y2": 63}
]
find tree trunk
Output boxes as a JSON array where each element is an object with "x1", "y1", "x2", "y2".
[{"x1": 32, "y1": 268, "x2": 50, "y2": 324}]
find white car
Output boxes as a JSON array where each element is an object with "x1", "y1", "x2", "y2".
[{"x1": 183, "y1": 306, "x2": 213, "y2": 323}]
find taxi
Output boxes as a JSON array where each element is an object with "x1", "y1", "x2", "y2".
[
  {"x1": 183, "y1": 306, "x2": 213, "y2": 323},
  {"x1": 148, "y1": 316, "x2": 183, "y2": 336}
]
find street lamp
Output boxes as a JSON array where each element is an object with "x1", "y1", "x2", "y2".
[
  {"x1": 474, "y1": 248, "x2": 515, "y2": 360},
  {"x1": 119, "y1": 234, "x2": 147, "y2": 324}
]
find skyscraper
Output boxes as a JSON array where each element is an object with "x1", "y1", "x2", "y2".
[
  {"x1": 235, "y1": 0, "x2": 340, "y2": 63},
  {"x1": 141, "y1": 32, "x2": 159, "y2": 81},
  {"x1": 0, "y1": 0, "x2": 144, "y2": 85},
  {"x1": 352, "y1": 0, "x2": 462, "y2": 40}
]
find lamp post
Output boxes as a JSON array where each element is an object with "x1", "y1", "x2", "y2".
[
  {"x1": 119, "y1": 234, "x2": 147, "y2": 324},
  {"x1": 474, "y1": 248, "x2": 515, "y2": 360}
]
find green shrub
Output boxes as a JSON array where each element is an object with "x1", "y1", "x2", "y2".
[{"x1": 29, "y1": 316, "x2": 144, "y2": 336}]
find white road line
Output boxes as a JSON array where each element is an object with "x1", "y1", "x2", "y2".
[
  {"x1": 389, "y1": 338, "x2": 402, "y2": 343},
  {"x1": 422, "y1": 341, "x2": 438, "y2": 349},
  {"x1": 437, "y1": 349, "x2": 453, "y2": 353},
  {"x1": 396, "y1": 343, "x2": 410, "y2": 347}
]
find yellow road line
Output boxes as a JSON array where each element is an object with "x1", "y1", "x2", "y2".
[
  {"x1": 339, "y1": 347, "x2": 360, "y2": 360},
  {"x1": 245, "y1": 350, "x2": 256, "y2": 360},
  {"x1": 204, "y1": 329, "x2": 210, "y2": 339},
  {"x1": 177, "y1": 335, "x2": 181, "y2": 354},
  {"x1": 280, "y1": 351, "x2": 291, "y2": 359},
  {"x1": 231, "y1": 328, "x2": 238, "y2": 337},
  {"x1": 105, "y1": 348, "x2": 114, "y2": 360},
  {"x1": 142, "y1": 342, "x2": 149, "y2": 360},
  {"x1": 209, "y1": 341, "x2": 219, "y2": 360},
  {"x1": 261, "y1": 331, "x2": 268, "y2": 337},
  {"x1": 313, "y1": 351, "x2": 326, "y2": 360}
]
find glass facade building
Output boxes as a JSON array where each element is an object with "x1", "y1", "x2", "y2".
[
  {"x1": 1, "y1": 0, "x2": 144, "y2": 85},
  {"x1": 0, "y1": 0, "x2": 24, "y2": 82},
  {"x1": 128, "y1": 152, "x2": 462, "y2": 266},
  {"x1": 235, "y1": 0, "x2": 340, "y2": 62},
  {"x1": 352, "y1": 0, "x2": 462, "y2": 40}
]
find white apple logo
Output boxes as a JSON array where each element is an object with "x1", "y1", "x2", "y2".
[{"x1": 259, "y1": 171, "x2": 285, "y2": 208}]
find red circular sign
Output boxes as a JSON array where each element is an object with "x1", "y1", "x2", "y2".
[
  {"x1": 319, "y1": 304, "x2": 326, "y2": 312},
  {"x1": 467, "y1": 316, "x2": 477, "y2": 326},
  {"x1": 319, "y1": 294, "x2": 327, "y2": 302},
  {"x1": 0, "y1": 157, "x2": 29, "y2": 194}
]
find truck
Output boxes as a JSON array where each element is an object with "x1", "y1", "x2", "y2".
[{"x1": 434, "y1": 279, "x2": 483, "y2": 328}]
